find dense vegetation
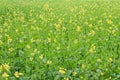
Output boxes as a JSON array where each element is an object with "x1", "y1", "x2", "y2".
[{"x1": 0, "y1": 0, "x2": 120, "y2": 80}]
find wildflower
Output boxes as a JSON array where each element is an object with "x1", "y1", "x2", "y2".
[
  {"x1": 33, "y1": 49, "x2": 38, "y2": 53},
  {"x1": 2, "y1": 63, "x2": 10, "y2": 71},
  {"x1": 2, "y1": 72, "x2": 9, "y2": 78},
  {"x1": 72, "y1": 71, "x2": 77, "y2": 76},
  {"x1": 14, "y1": 71, "x2": 23, "y2": 78},
  {"x1": 76, "y1": 26, "x2": 81, "y2": 32},
  {"x1": 106, "y1": 19, "x2": 113, "y2": 24},
  {"x1": 108, "y1": 58, "x2": 113, "y2": 62},
  {"x1": 39, "y1": 14, "x2": 44, "y2": 20},
  {"x1": 79, "y1": 76, "x2": 83, "y2": 79},
  {"x1": 59, "y1": 67, "x2": 66, "y2": 74},
  {"x1": 89, "y1": 44, "x2": 96, "y2": 53},
  {"x1": 90, "y1": 18, "x2": 94, "y2": 21},
  {"x1": 55, "y1": 23, "x2": 60, "y2": 29},
  {"x1": 7, "y1": 38, "x2": 12, "y2": 43},
  {"x1": 8, "y1": 47, "x2": 14, "y2": 52},
  {"x1": 111, "y1": 30, "x2": 115, "y2": 35},
  {"x1": 47, "y1": 37, "x2": 51, "y2": 43},
  {"x1": 30, "y1": 57, "x2": 33, "y2": 61},
  {"x1": 88, "y1": 30, "x2": 95, "y2": 36},
  {"x1": 31, "y1": 38, "x2": 35, "y2": 43},
  {"x1": 97, "y1": 58, "x2": 101, "y2": 62},
  {"x1": 15, "y1": 29, "x2": 18, "y2": 32},
  {"x1": 46, "y1": 60, "x2": 52, "y2": 65},
  {"x1": 100, "y1": 72, "x2": 104, "y2": 76},
  {"x1": 26, "y1": 45, "x2": 31, "y2": 49},
  {"x1": 39, "y1": 54, "x2": 43, "y2": 60},
  {"x1": 63, "y1": 77, "x2": 69, "y2": 80},
  {"x1": 67, "y1": 46, "x2": 69, "y2": 49},
  {"x1": 88, "y1": 24, "x2": 92, "y2": 27},
  {"x1": 82, "y1": 64, "x2": 85, "y2": 68}
]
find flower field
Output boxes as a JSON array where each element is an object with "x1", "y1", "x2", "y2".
[{"x1": 0, "y1": 0, "x2": 120, "y2": 80}]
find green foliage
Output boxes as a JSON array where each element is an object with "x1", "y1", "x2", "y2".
[{"x1": 0, "y1": 0, "x2": 120, "y2": 80}]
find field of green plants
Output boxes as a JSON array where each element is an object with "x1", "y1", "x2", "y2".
[{"x1": 0, "y1": 0, "x2": 120, "y2": 80}]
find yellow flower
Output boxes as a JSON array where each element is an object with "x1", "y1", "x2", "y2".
[
  {"x1": 111, "y1": 30, "x2": 116, "y2": 35},
  {"x1": 2, "y1": 72, "x2": 9, "y2": 78},
  {"x1": 39, "y1": 14, "x2": 44, "y2": 20},
  {"x1": 8, "y1": 47, "x2": 14, "y2": 52},
  {"x1": 30, "y1": 38, "x2": 35, "y2": 43},
  {"x1": 106, "y1": 19, "x2": 113, "y2": 24},
  {"x1": 7, "y1": 38, "x2": 12, "y2": 43},
  {"x1": 30, "y1": 57, "x2": 33, "y2": 61},
  {"x1": 33, "y1": 48, "x2": 37, "y2": 53},
  {"x1": 108, "y1": 58, "x2": 113, "y2": 63},
  {"x1": 15, "y1": 29, "x2": 18, "y2": 32},
  {"x1": 88, "y1": 24, "x2": 92, "y2": 28},
  {"x1": 72, "y1": 71, "x2": 77, "y2": 76},
  {"x1": 26, "y1": 45, "x2": 31, "y2": 49},
  {"x1": 2, "y1": 63, "x2": 10, "y2": 71},
  {"x1": 46, "y1": 60, "x2": 52, "y2": 65},
  {"x1": 55, "y1": 23, "x2": 60, "y2": 29},
  {"x1": 89, "y1": 44, "x2": 96, "y2": 53},
  {"x1": 97, "y1": 58, "x2": 101, "y2": 62},
  {"x1": 82, "y1": 64, "x2": 85, "y2": 68},
  {"x1": 47, "y1": 38, "x2": 51, "y2": 43},
  {"x1": 79, "y1": 75, "x2": 83, "y2": 79},
  {"x1": 14, "y1": 71, "x2": 23, "y2": 78},
  {"x1": 76, "y1": 26, "x2": 81, "y2": 32},
  {"x1": 59, "y1": 67, "x2": 66, "y2": 74},
  {"x1": 100, "y1": 72, "x2": 104, "y2": 76},
  {"x1": 39, "y1": 54, "x2": 43, "y2": 60},
  {"x1": 63, "y1": 77, "x2": 69, "y2": 80},
  {"x1": 88, "y1": 30, "x2": 95, "y2": 36}
]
